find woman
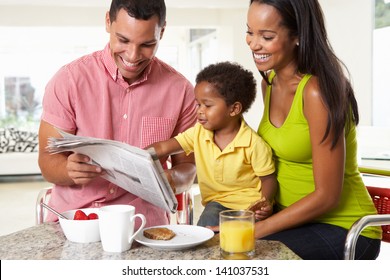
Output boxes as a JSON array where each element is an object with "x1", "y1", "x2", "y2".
[{"x1": 246, "y1": 0, "x2": 381, "y2": 259}]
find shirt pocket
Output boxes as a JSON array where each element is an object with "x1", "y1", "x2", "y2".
[{"x1": 140, "y1": 116, "x2": 176, "y2": 148}]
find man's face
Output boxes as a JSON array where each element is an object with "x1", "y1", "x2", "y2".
[{"x1": 106, "y1": 9, "x2": 165, "y2": 84}]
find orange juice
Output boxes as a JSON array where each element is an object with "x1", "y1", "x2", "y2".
[{"x1": 220, "y1": 220, "x2": 255, "y2": 253}]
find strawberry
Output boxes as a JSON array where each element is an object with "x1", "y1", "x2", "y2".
[
  {"x1": 73, "y1": 209, "x2": 88, "y2": 220},
  {"x1": 87, "y1": 213, "x2": 99, "y2": 220}
]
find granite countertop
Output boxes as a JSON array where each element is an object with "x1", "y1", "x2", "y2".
[{"x1": 0, "y1": 223, "x2": 301, "y2": 260}]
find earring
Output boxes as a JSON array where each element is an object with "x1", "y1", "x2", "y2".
[{"x1": 296, "y1": 42, "x2": 299, "y2": 46}]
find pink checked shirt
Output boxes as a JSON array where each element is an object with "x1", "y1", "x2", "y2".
[{"x1": 42, "y1": 43, "x2": 197, "y2": 228}]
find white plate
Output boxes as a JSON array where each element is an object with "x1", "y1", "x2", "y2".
[{"x1": 135, "y1": 225, "x2": 214, "y2": 251}]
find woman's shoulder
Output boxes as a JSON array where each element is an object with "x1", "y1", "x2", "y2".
[
  {"x1": 302, "y1": 75, "x2": 322, "y2": 101},
  {"x1": 301, "y1": 75, "x2": 330, "y2": 125}
]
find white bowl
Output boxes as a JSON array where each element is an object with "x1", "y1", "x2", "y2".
[{"x1": 59, "y1": 208, "x2": 100, "y2": 243}]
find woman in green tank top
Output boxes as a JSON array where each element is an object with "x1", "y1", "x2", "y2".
[{"x1": 245, "y1": 0, "x2": 381, "y2": 259}]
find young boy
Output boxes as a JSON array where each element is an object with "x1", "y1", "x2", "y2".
[{"x1": 149, "y1": 61, "x2": 277, "y2": 227}]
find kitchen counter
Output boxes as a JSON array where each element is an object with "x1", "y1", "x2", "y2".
[{"x1": 0, "y1": 223, "x2": 301, "y2": 260}]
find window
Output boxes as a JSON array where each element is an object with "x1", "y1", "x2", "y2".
[
  {"x1": 188, "y1": 28, "x2": 218, "y2": 84},
  {"x1": 373, "y1": 0, "x2": 390, "y2": 126},
  {"x1": 0, "y1": 26, "x2": 218, "y2": 133},
  {"x1": 0, "y1": 26, "x2": 107, "y2": 132}
]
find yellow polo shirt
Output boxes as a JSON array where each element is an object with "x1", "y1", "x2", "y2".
[{"x1": 175, "y1": 120, "x2": 275, "y2": 209}]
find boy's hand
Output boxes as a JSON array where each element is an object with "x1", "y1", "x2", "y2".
[{"x1": 247, "y1": 198, "x2": 273, "y2": 220}]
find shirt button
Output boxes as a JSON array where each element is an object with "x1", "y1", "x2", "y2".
[
  {"x1": 123, "y1": 114, "x2": 128, "y2": 119},
  {"x1": 109, "y1": 188, "x2": 115, "y2": 194},
  {"x1": 94, "y1": 202, "x2": 99, "y2": 207}
]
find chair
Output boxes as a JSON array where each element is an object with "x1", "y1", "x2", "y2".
[
  {"x1": 35, "y1": 186, "x2": 194, "y2": 225},
  {"x1": 175, "y1": 190, "x2": 194, "y2": 225},
  {"x1": 35, "y1": 186, "x2": 52, "y2": 224},
  {"x1": 344, "y1": 167, "x2": 390, "y2": 260}
]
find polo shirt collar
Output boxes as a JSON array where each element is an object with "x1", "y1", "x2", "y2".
[
  {"x1": 232, "y1": 119, "x2": 252, "y2": 148},
  {"x1": 203, "y1": 118, "x2": 252, "y2": 149}
]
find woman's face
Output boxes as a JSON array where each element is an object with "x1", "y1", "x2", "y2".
[
  {"x1": 246, "y1": 2, "x2": 298, "y2": 72},
  {"x1": 194, "y1": 81, "x2": 234, "y2": 131}
]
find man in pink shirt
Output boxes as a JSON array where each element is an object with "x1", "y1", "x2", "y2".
[{"x1": 38, "y1": 0, "x2": 197, "y2": 228}]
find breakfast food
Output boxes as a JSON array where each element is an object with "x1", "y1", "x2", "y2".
[
  {"x1": 143, "y1": 227, "x2": 176, "y2": 240},
  {"x1": 74, "y1": 210, "x2": 88, "y2": 220},
  {"x1": 73, "y1": 209, "x2": 99, "y2": 220},
  {"x1": 87, "y1": 213, "x2": 99, "y2": 220},
  {"x1": 246, "y1": 197, "x2": 266, "y2": 212}
]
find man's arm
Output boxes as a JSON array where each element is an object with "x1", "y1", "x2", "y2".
[{"x1": 38, "y1": 120, "x2": 104, "y2": 186}]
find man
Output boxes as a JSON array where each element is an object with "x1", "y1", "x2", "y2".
[{"x1": 38, "y1": 0, "x2": 197, "y2": 228}]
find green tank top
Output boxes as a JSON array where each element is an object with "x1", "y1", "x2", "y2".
[{"x1": 258, "y1": 71, "x2": 381, "y2": 239}]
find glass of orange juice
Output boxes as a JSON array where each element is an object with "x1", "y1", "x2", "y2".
[{"x1": 219, "y1": 210, "x2": 255, "y2": 259}]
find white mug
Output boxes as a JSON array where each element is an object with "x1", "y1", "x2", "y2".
[{"x1": 99, "y1": 204, "x2": 146, "y2": 253}]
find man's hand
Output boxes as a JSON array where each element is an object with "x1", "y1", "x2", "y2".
[{"x1": 66, "y1": 153, "x2": 105, "y2": 185}]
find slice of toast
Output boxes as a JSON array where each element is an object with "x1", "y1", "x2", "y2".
[{"x1": 143, "y1": 227, "x2": 176, "y2": 240}]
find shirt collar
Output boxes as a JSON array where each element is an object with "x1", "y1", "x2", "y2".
[
  {"x1": 203, "y1": 118, "x2": 252, "y2": 148},
  {"x1": 102, "y1": 43, "x2": 118, "y2": 81},
  {"x1": 231, "y1": 118, "x2": 252, "y2": 148}
]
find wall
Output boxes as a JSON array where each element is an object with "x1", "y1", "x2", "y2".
[
  {"x1": 319, "y1": 0, "x2": 373, "y2": 126},
  {"x1": 0, "y1": 1, "x2": 374, "y2": 129},
  {"x1": 170, "y1": 1, "x2": 374, "y2": 128},
  {"x1": 0, "y1": 1, "x2": 376, "y2": 173}
]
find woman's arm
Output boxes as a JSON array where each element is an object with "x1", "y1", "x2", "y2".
[{"x1": 254, "y1": 77, "x2": 345, "y2": 238}]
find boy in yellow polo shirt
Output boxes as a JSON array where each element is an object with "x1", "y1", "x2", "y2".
[{"x1": 149, "y1": 61, "x2": 277, "y2": 227}]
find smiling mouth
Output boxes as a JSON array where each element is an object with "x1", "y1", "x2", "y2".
[
  {"x1": 253, "y1": 53, "x2": 271, "y2": 62},
  {"x1": 120, "y1": 56, "x2": 141, "y2": 68}
]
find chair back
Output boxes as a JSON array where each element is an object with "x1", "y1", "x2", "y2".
[
  {"x1": 344, "y1": 167, "x2": 390, "y2": 259},
  {"x1": 175, "y1": 190, "x2": 194, "y2": 225},
  {"x1": 367, "y1": 186, "x2": 390, "y2": 242},
  {"x1": 35, "y1": 186, "x2": 52, "y2": 225}
]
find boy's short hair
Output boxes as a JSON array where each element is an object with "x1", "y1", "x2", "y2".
[{"x1": 195, "y1": 61, "x2": 257, "y2": 113}]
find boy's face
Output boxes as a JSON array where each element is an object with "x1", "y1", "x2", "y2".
[
  {"x1": 106, "y1": 9, "x2": 165, "y2": 85},
  {"x1": 195, "y1": 81, "x2": 236, "y2": 131}
]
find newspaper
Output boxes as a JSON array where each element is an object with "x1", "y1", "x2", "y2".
[{"x1": 46, "y1": 130, "x2": 178, "y2": 213}]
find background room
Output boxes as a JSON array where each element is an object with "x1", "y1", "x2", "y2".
[{"x1": 0, "y1": 0, "x2": 389, "y2": 258}]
